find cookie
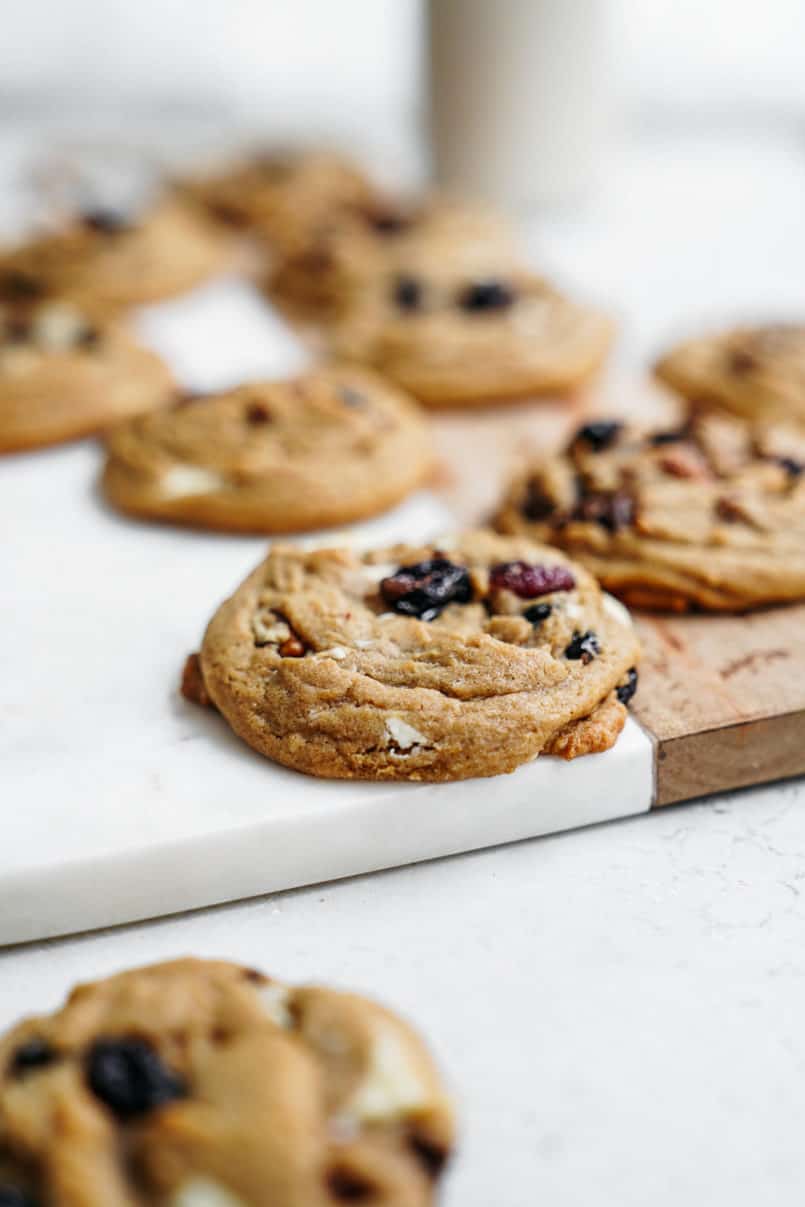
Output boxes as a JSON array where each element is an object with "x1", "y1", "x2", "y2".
[
  {"x1": 184, "y1": 529, "x2": 640, "y2": 780},
  {"x1": 495, "y1": 413, "x2": 805, "y2": 611},
  {"x1": 186, "y1": 150, "x2": 374, "y2": 254},
  {"x1": 655, "y1": 322, "x2": 805, "y2": 425},
  {"x1": 0, "y1": 196, "x2": 230, "y2": 311},
  {"x1": 0, "y1": 299, "x2": 174, "y2": 453},
  {"x1": 328, "y1": 268, "x2": 613, "y2": 408},
  {"x1": 0, "y1": 957, "x2": 454, "y2": 1206},
  {"x1": 102, "y1": 367, "x2": 432, "y2": 532},
  {"x1": 267, "y1": 196, "x2": 518, "y2": 324}
]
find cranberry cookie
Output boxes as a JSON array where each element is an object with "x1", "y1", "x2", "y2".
[
  {"x1": 328, "y1": 268, "x2": 613, "y2": 408},
  {"x1": 267, "y1": 196, "x2": 518, "y2": 324},
  {"x1": 655, "y1": 322, "x2": 805, "y2": 425},
  {"x1": 0, "y1": 196, "x2": 230, "y2": 311},
  {"x1": 495, "y1": 413, "x2": 805, "y2": 611},
  {"x1": 184, "y1": 530, "x2": 640, "y2": 780},
  {"x1": 0, "y1": 298, "x2": 174, "y2": 453},
  {"x1": 0, "y1": 957, "x2": 454, "y2": 1206},
  {"x1": 102, "y1": 367, "x2": 432, "y2": 532}
]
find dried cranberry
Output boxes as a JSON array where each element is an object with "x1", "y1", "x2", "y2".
[
  {"x1": 521, "y1": 480, "x2": 555, "y2": 521},
  {"x1": 0, "y1": 1189, "x2": 37, "y2": 1207},
  {"x1": 393, "y1": 275, "x2": 422, "y2": 311},
  {"x1": 523, "y1": 602, "x2": 552, "y2": 626},
  {"x1": 573, "y1": 421, "x2": 622, "y2": 452},
  {"x1": 9, "y1": 1038, "x2": 55, "y2": 1077},
  {"x1": 86, "y1": 1038, "x2": 185, "y2": 1119},
  {"x1": 564, "y1": 630, "x2": 600, "y2": 663},
  {"x1": 458, "y1": 280, "x2": 516, "y2": 312},
  {"x1": 489, "y1": 561, "x2": 575, "y2": 598},
  {"x1": 616, "y1": 667, "x2": 638, "y2": 705},
  {"x1": 409, "y1": 1134, "x2": 450, "y2": 1179},
  {"x1": 82, "y1": 209, "x2": 130, "y2": 235},
  {"x1": 380, "y1": 558, "x2": 471, "y2": 621},
  {"x1": 573, "y1": 490, "x2": 634, "y2": 532}
]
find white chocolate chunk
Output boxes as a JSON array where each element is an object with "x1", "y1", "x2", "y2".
[
  {"x1": 171, "y1": 1178, "x2": 246, "y2": 1207},
  {"x1": 318, "y1": 645, "x2": 348, "y2": 660},
  {"x1": 362, "y1": 561, "x2": 398, "y2": 585},
  {"x1": 602, "y1": 592, "x2": 633, "y2": 629},
  {"x1": 346, "y1": 1027, "x2": 431, "y2": 1122},
  {"x1": 258, "y1": 982, "x2": 293, "y2": 1029},
  {"x1": 385, "y1": 716, "x2": 428, "y2": 751},
  {"x1": 252, "y1": 612, "x2": 291, "y2": 646},
  {"x1": 33, "y1": 303, "x2": 87, "y2": 350},
  {"x1": 160, "y1": 465, "x2": 225, "y2": 498}
]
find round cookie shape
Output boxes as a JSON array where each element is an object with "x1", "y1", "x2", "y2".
[
  {"x1": 655, "y1": 322, "x2": 805, "y2": 425},
  {"x1": 186, "y1": 150, "x2": 375, "y2": 254},
  {"x1": 268, "y1": 195, "x2": 518, "y2": 324},
  {"x1": 189, "y1": 530, "x2": 640, "y2": 780},
  {"x1": 495, "y1": 412, "x2": 805, "y2": 611},
  {"x1": 328, "y1": 268, "x2": 613, "y2": 408},
  {"x1": 0, "y1": 299, "x2": 174, "y2": 453},
  {"x1": 0, "y1": 195, "x2": 231, "y2": 311},
  {"x1": 102, "y1": 367, "x2": 433, "y2": 532},
  {"x1": 0, "y1": 957, "x2": 454, "y2": 1206}
]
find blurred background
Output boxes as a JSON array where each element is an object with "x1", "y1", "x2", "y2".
[{"x1": 0, "y1": 0, "x2": 803, "y2": 372}]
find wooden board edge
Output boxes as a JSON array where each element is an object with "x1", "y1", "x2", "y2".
[{"x1": 653, "y1": 709, "x2": 805, "y2": 807}]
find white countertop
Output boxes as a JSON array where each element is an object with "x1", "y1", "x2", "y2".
[{"x1": 3, "y1": 131, "x2": 805, "y2": 1205}]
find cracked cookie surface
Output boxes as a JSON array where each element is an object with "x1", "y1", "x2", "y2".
[
  {"x1": 328, "y1": 268, "x2": 613, "y2": 408},
  {"x1": 0, "y1": 299, "x2": 174, "y2": 453},
  {"x1": 0, "y1": 957, "x2": 454, "y2": 1207},
  {"x1": 188, "y1": 530, "x2": 639, "y2": 780},
  {"x1": 655, "y1": 323, "x2": 805, "y2": 425},
  {"x1": 102, "y1": 367, "x2": 432, "y2": 532},
  {"x1": 495, "y1": 413, "x2": 805, "y2": 611}
]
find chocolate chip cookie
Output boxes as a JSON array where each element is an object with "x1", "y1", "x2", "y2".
[
  {"x1": 0, "y1": 299, "x2": 174, "y2": 453},
  {"x1": 655, "y1": 322, "x2": 805, "y2": 425},
  {"x1": 0, "y1": 957, "x2": 454, "y2": 1206},
  {"x1": 0, "y1": 196, "x2": 230, "y2": 312},
  {"x1": 328, "y1": 268, "x2": 613, "y2": 408},
  {"x1": 267, "y1": 196, "x2": 518, "y2": 324},
  {"x1": 102, "y1": 367, "x2": 432, "y2": 532},
  {"x1": 186, "y1": 150, "x2": 374, "y2": 255},
  {"x1": 495, "y1": 413, "x2": 805, "y2": 611},
  {"x1": 184, "y1": 530, "x2": 640, "y2": 779}
]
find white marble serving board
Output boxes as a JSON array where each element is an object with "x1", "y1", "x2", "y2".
[{"x1": 1, "y1": 281, "x2": 654, "y2": 945}]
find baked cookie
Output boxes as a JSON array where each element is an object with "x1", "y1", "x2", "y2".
[
  {"x1": 655, "y1": 322, "x2": 805, "y2": 425},
  {"x1": 186, "y1": 150, "x2": 374, "y2": 255},
  {"x1": 0, "y1": 957, "x2": 454, "y2": 1206},
  {"x1": 495, "y1": 413, "x2": 805, "y2": 611},
  {"x1": 267, "y1": 196, "x2": 518, "y2": 324},
  {"x1": 184, "y1": 529, "x2": 640, "y2": 780},
  {"x1": 102, "y1": 367, "x2": 432, "y2": 532},
  {"x1": 328, "y1": 268, "x2": 613, "y2": 408},
  {"x1": 0, "y1": 196, "x2": 230, "y2": 311},
  {"x1": 0, "y1": 299, "x2": 174, "y2": 453}
]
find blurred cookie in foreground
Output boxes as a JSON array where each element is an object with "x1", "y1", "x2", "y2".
[
  {"x1": 102, "y1": 367, "x2": 432, "y2": 532},
  {"x1": 0, "y1": 299, "x2": 173, "y2": 453},
  {"x1": 0, "y1": 194, "x2": 231, "y2": 311},
  {"x1": 268, "y1": 195, "x2": 518, "y2": 324},
  {"x1": 185, "y1": 148, "x2": 374, "y2": 254},
  {"x1": 655, "y1": 322, "x2": 805, "y2": 425},
  {"x1": 0, "y1": 956, "x2": 455, "y2": 1206},
  {"x1": 495, "y1": 413, "x2": 805, "y2": 611},
  {"x1": 185, "y1": 530, "x2": 640, "y2": 780},
  {"x1": 328, "y1": 268, "x2": 613, "y2": 407}
]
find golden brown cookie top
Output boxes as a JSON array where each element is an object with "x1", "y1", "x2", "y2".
[
  {"x1": 101, "y1": 367, "x2": 432, "y2": 532},
  {"x1": 655, "y1": 322, "x2": 805, "y2": 424},
  {"x1": 496, "y1": 413, "x2": 805, "y2": 557},
  {"x1": 196, "y1": 530, "x2": 639, "y2": 779},
  {"x1": 329, "y1": 269, "x2": 613, "y2": 407},
  {"x1": 0, "y1": 957, "x2": 454, "y2": 1206}
]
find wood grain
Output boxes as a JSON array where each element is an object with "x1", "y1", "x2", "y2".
[{"x1": 430, "y1": 396, "x2": 805, "y2": 807}]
